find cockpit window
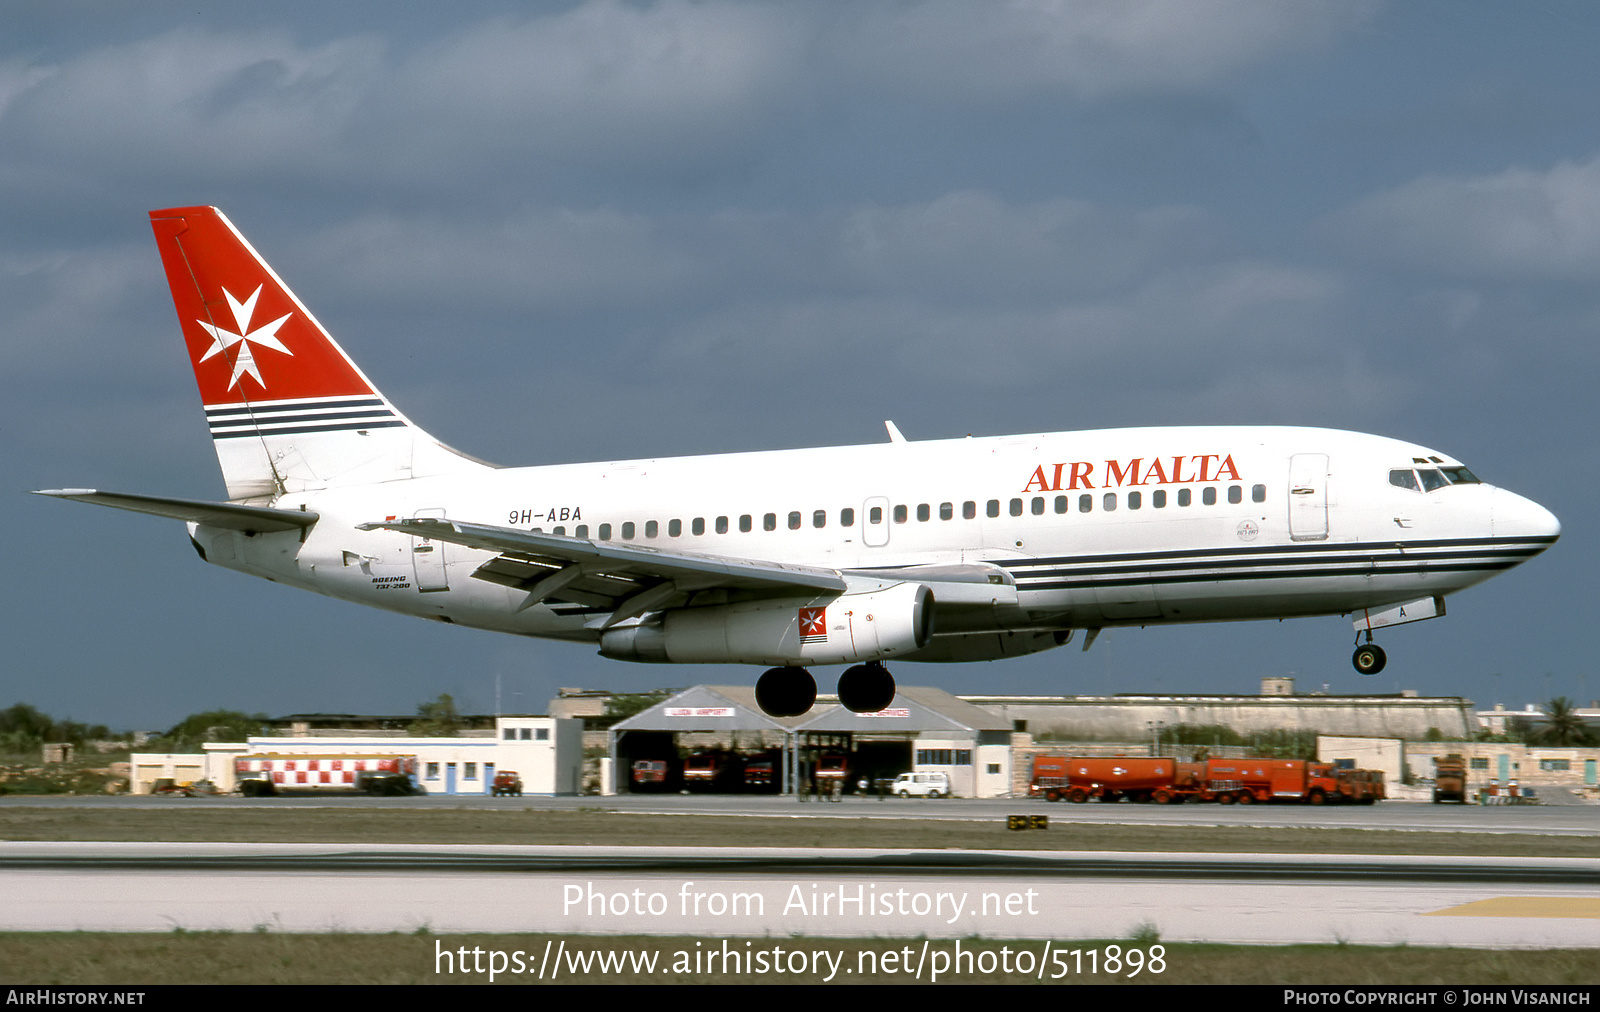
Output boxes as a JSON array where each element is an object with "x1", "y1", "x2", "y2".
[
  {"x1": 1389, "y1": 469, "x2": 1420, "y2": 492},
  {"x1": 1393, "y1": 465, "x2": 1483, "y2": 493}
]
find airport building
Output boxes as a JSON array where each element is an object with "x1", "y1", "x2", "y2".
[{"x1": 129, "y1": 714, "x2": 583, "y2": 795}]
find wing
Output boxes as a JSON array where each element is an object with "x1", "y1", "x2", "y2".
[{"x1": 358, "y1": 518, "x2": 849, "y2": 627}]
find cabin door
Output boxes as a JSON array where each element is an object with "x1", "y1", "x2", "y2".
[
  {"x1": 411, "y1": 508, "x2": 450, "y2": 591},
  {"x1": 1288, "y1": 454, "x2": 1329, "y2": 542}
]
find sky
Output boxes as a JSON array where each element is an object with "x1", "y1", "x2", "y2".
[{"x1": 4, "y1": 1, "x2": 1596, "y2": 731}]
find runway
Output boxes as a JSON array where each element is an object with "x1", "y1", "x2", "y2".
[
  {"x1": 3, "y1": 842, "x2": 1596, "y2": 948},
  {"x1": 8, "y1": 792, "x2": 1597, "y2": 836}
]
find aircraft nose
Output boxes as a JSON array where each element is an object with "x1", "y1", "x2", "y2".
[{"x1": 1492, "y1": 488, "x2": 1561, "y2": 543}]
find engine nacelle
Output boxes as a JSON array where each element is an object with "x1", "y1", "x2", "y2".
[{"x1": 600, "y1": 582, "x2": 934, "y2": 665}]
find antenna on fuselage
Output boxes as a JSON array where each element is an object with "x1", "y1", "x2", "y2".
[{"x1": 884, "y1": 420, "x2": 907, "y2": 443}]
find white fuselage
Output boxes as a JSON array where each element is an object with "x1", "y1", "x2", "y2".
[{"x1": 189, "y1": 424, "x2": 1559, "y2": 667}]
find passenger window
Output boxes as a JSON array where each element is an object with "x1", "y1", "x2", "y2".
[
  {"x1": 939, "y1": 502, "x2": 953, "y2": 520},
  {"x1": 716, "y1": 516, "x2": 728, "y2": 534},
  {"x1": 1103, "y1": 493, "x2": 1116, "y2": 512},
  {"x1": 894, "y1": 505, "x2": 908, "y2": 523},
  {"x1": 576, "y1": 524, "x2": 589, "y2": 538},
  {"x1": 553, "y1": 526, "x2": 565, "y2": 536},
  {"x1": 692, "y1": 518, "x2": 705, "y2": 536},
  {"x1": 788, "y1": 511, "x2": 802, "y2": 530},
  {"x1": 1202, "y1": 487, "x2": 1216, "y2": 506},
  {"x1": 668, "y1": 519, "x2": 682, "y2": 537},
  {"x1": 764, "y1": 513, "x2": 776, "y2": 531},
  {"x1": 1228, "y1": 485, "x2": 1241, "y2": 505},
  {"x1": 841, "y1": 508, "x2": 855, "y2": 526},
  {"x1": 1153, "y1": 490, "x2": 1167, "y2": 508},
  {"x1": 987, "y1": 500, "x2": 1000, "y2": 518},
  {"x1": 599, "y1": 523, "x2": 612, "y2": 540},
  {"x1": 622, "y1": 522, "x2": 635, "y2": 540},
  {"x1": 1079, "y1": 494, "x2": 1092, "y2": 513},
  {"x1": 1009, "y1": 498, "x2": 1023, "y2": 517},
  {"x1": 740, "y1": 514, "x2": 752, "y2": 533},
  {"x1": 1252, "y1": 484, "x2": 1266, "y2": 503},
  {"x1": 963, "y1": 501, "x2": 976, "y2": 520},
  {"x1": 1177, "y1": 489, "x2": 1191, "y2": 507},
  {"x1": 1027, "y1": 497, "x2": 1041, "y2": 515},
  {"x1": 917, "y1": 504, "x2": 930, "y2": 522},
  {"x1": 870, "y1": 506, "x2": 883, "y2": 524},
  {"x1": 646, "y1": 520, "x2": 659, "y2": 537},
  {"x1": 1128, "y1": 491, "x2": 1141, "y2": 510},
  {"x1": 1054, "y1": 495, "x2": 1068, "y2": 514},
  {"x1": 813, "y1": 510, "x2": 826, "y2": 528}
]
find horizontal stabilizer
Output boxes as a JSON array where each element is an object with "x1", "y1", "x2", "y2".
[{"x1": 34, "y1": 489, "x2": 318, "y2": 534}]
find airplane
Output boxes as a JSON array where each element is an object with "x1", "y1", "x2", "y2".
[{"x1": 38, "y1": 206, "x2": 1561, "y2": 717}]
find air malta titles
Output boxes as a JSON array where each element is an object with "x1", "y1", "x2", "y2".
[{"x1": 1022, "y1": 454, "x2": 1242, "y2": 493}]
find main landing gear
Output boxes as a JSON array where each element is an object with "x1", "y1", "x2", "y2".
[
  {"x1": 755, "y1": 663, "x2": 898, "y2": 717},
  {"x1": 837, "y1": 661, "x2": 896, "y2": 714},
  {"x1": 756, "y1": 666, "x2": 815, "y2": 718},
  {"x1": 1352, "y1": 632, "x2": 1387, "y2": 676}
]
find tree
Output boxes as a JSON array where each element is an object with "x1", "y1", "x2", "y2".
[
  {"x1": 0, "y1": 703, "x2": 117, "y2": 754},
  {"x1": 155, "y1": 711, "x2": 268, "y2": 753},
  {"x1": 409, "y1": 694, "x2": 462, "y2": 737},
  {"x1": 595, "y1": 691, "x2": 672, "y2": 729},
  {"x1": 1532, "y1": 697, "x2": 1596, "y2": 747}
]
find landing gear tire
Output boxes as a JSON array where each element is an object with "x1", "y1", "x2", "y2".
[
  {"x1": 756, "y1": 666, "x2": 816, "y2": 717},
  {"x1": 1352, "y1": 643, "x2": 1387, "y2": 675},
  {"x1": 837, "y1": 662, "x2": 896, "y2": 713}
]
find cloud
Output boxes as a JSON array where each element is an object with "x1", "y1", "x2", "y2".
[
  {"x1": 0, "y1": 1, "x2": 1381, "y2": 206},
  {"x1": 836, "y1": 0, "x2": 1379, "y2": 102},
  {"x1": 0, "y1": 3, "x2": 804, "y2": 197},
  {"x1": 1327, "y1": 155, "x2": 1600, "y2": 281}
]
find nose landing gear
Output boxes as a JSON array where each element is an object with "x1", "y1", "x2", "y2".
[{"x1": 1352, "y1": 633, "x2": 1387, "y2": 675}]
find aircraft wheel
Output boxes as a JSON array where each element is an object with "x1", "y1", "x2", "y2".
[
  {"x1": 1352, "y1": 643, "x2": 1387, "y2": 675},
  {"x1": 837, "y1": 662, "x2": 896, "y2": 713},
  {"x1": 756, "y1": 666, "x2": 816, "y2": 717}
]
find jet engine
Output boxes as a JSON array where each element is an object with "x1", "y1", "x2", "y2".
[{"x1": 600, "y1": 582, "x2": 933, "y2": 666}]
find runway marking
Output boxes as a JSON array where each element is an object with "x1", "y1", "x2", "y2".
[{"x1": 1426, "y1": 897, "x2": 1600, "y2": 919}]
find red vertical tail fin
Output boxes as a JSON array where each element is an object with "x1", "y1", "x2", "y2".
[{"x1": 149, "y1": 206, "x2": 487, "y2": 500}]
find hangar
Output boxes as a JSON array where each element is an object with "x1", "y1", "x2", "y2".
[{"x1": 605, "y1": 685, "x2": 1013, "y2": 797}]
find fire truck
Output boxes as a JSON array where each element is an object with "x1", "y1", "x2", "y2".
[{"x1": 234, "y1": 753, "x2": 419, "y2": 796}]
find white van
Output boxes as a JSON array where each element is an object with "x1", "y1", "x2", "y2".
[{"x1": 891, "y1": 772, "x2": 951, "y2": 798}]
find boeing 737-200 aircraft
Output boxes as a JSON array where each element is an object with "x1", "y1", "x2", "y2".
[{"x1": 39, "y1": 207, "x2": 1560, "y2": 716}]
